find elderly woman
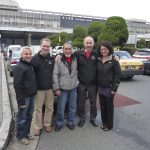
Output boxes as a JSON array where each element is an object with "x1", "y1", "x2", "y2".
[{"x1": 97, "y1": 41, "x2": 121, "y2": 131}]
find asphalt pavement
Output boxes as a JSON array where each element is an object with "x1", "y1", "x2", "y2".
[{"x1": 2, "y1": 54, "x2": 150, "y2": 150}]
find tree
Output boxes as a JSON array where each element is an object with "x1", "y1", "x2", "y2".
[
  {"x1": 47, "y1": 32, "x2": 71, "y2": 47},
  {"x1": 98, "y1": 16, "x2": 129, "y2": 48},
  {"x1": 137, "y1": 39, "x2": 146, "y2": 48},
  {"x1": 147, "y1": 41, "x2": 150, "y2": 48},
  {"x1": 72, "y1": 37, "x2": 83, "y2": 48},
  {"x1": 47, "y1": 34, "x2": 58, "y2": 48},
  {"x1": 72, "y1": 25, "x2": 87, "y2": 40},
  {"x1": 87, "y1": 21, "x2": 104, "y2": 43},
  {"x1": 59, "y1": 32, "x2": 71, "y2": 45}
]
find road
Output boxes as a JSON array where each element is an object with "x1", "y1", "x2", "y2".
[{"x1": 36, "y1": 75, "x2": 150, "y2": 150}]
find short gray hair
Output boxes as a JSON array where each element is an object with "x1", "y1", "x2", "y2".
[{"x1": 20, "y1": 46, "x2": 32, "y2": 57}]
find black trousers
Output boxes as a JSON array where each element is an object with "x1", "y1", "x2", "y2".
[
  {"x1": 77, "y1": 83, "x2": 97, "y2": 121},
  {"x1": 99, "y1": 94, "x2": 114, "y2": 128}
]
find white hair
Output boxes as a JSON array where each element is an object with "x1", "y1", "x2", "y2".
[{"x1": 20, "y1": 46, "x2": 32, "y2": 57}]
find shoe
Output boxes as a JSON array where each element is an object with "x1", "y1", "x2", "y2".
[
  {"x1": 18, "y1": 138, "x2": 29, "y2": 145},
  {"x1": 34, "y1": 129, "x2": 41, "y2": 136},
  {"x1": 27, "y1": 134, "x2": 34, "y2": 140},
  {"x1": 67, "y1": 124, "x2": 75, "y2": 130},
  {"x1": 90, "y1": 120, "x2": 98, "y2": 127},
  {"x1": 55, "y1": 125, "x2": 63, "y2": 132},
  {"x1": 100, "y1": 125, "x2": 107, "y2": 129},
  {"x1": 45, "y1": 126, "x2": 53, "y2": 133},
  {"x1": 78, "y1": 120, "x2": 85, "y2": 127},
  {"x1": 103, "y1": 127, "x2": 112, "y2": 131}
]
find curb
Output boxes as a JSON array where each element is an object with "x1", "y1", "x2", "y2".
[{"x1": 0, "y1": 55, "x2": 13, "y2": 150}]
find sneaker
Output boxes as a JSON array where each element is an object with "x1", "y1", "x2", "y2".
[
  {"x1": 27, "y1": 134, "x2": 34, "y2": 140},
  {"x1": 18, "y1": 138, "x2": 29, "y2": 145}
]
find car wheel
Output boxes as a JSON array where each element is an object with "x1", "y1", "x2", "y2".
[
  {"x1": 127, "y1": 75, "x2": 134, "y2": 79},
  {"x1": 10, "y1": 71, "x2": 13, "y2": 77}
]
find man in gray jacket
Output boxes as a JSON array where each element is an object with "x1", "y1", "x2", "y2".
[{"x1": 53, "y1": 42, "x2": 79, "y2": 132}]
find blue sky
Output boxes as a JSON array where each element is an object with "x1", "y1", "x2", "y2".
[{"x1": 15, "y1": 0, "x2": 150, "y2": 22}]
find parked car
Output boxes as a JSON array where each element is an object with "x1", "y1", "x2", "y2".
[
  {"x1": 114, "y1": 50, "x2": 144, "y2": 79},
  {"x1": 72, "y1": 47, "x2": 79, "y2": 53},
  {"x1": 6, "y1": 45, "x2": 21, "y2": 60},
  {"x1": 7, "y1": 50, "x2": 21, "y2": 77},
  {"x1": 51, "y1": 46, "x2": 63, "y2": 57},
  {"x1": 1, "y1": 47, "x2": 8, "y2": 60},
  {"x1": 132, "y1": 49, "x2": 150, "y2": 74}
]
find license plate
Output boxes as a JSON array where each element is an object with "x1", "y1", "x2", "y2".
[{"x1": 126, "y1": 66, "x2": 135, "y2": 70}]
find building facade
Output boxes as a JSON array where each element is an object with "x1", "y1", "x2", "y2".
[{"x1": 1, "y1": 0, "x2": 150, "y2": 48}]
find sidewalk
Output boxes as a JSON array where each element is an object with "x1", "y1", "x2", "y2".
[
  {"x1": 0, "y1": 53, "x2": 2, "y2": 126},
  {"x1": 0, "y1": 54, "x2": 2, "y2": 127},
  {"x1": 4, "y1": 59, "x2": 39, "y2": 150},
  {"x1": 0, "y1": 53, "x2": 12, "y2": 150}
]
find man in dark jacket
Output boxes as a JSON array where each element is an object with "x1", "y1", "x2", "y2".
[
  {"x1": 31, "y1": 38, "x2": 54, "y2": 136},
  {"x1": 76, "y1": 36, "x2": 98, "y2": 127},
  {"x1": 13, "y1": 46, "x2": 37, "y2": 145}
]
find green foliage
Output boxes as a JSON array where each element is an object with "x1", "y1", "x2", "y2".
[
  {"x1": 147, "y1": 41, "x2": 150, "y2": 48},
  {"x1": 47, "y1": 32, "x2": 72, "y2": 47},
  {"x1": 72, "y1": 37, "x2": 83, "y2": 48},
  {"x1": 72, "y1": 25, "x2": 88, "y2": 40},
  {"x1": 97, "y1": 16, "x2": 129, "y2": 48},
  {"x1": 137, "y1": 38, "x2": 146, "y2": 48},
  {"x1": 47, "y1": 34, "x2": 58, "y2": 48},
  {"x1": 87, "y1": 21, "x2": 104, "y2": 43}
]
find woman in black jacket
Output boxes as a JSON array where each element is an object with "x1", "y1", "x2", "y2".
[{"x1": 97, "y1": 41, "x2": 121, "y2": 131}]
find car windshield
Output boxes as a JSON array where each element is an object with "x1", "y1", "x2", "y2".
[
  {"x1": 9, "y1": 47, "x2": 21, "y2": 51},
  {"x1": 12, "y1": 51, "x2": 21, "y2": 58},
  {"x1": 114, "y1": 51, "x2": 131, "y2": 59},
  {"x1": 134, "y1": 50, "x2": 150, "y2": 56}
]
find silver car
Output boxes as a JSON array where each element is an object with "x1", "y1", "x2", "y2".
[{"x1": 7, "y1": 50, "x2": 21, "y2": 77}]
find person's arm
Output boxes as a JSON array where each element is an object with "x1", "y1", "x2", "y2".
[
  {"x1": 13, "y1": 66, "x2": 26, "y2": 106},
  {"x1": 111, "y1": 60, "x2": 121, "y2": 93},
  {"x1": 52, "y1": 61, "x2": 61, "y2": 96}
]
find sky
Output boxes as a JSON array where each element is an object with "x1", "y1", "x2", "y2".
[{"x1": 14, "y1": 0, "x2": 150, "y2": 22}]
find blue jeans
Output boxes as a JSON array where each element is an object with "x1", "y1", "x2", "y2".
[
  {"x1": 56, "y1": 88, "x2": 77, "y2": 126},
  {"x1": 16, "y1": 97, "x2": 34, "y2": 140}
]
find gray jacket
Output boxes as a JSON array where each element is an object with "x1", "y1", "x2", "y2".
[{"x1": 53, "y1": 54, "x2": 79, "y2": 91}]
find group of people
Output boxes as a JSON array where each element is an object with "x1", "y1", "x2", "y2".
[{"x1": 13, "y1": 36, "x2": 121, "y2": 145}]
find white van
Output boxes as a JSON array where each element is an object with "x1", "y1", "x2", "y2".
[{"x1": 6, "y1": 45, "x2": 21, "y2": 60}]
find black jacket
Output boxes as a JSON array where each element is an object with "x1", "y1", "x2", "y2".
[
  {"x1": 75, "y1": 49, "x2": 97, "y2": 85},
  {"x1": 97, "y1": 56, "x2": 121, "y2": 92},
  {"x1": 31, "y1": 52, "x2": 54, "y2": 90},
  {"x1": 13, "y1": 59, "x2": 37, "y2": 104}
]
